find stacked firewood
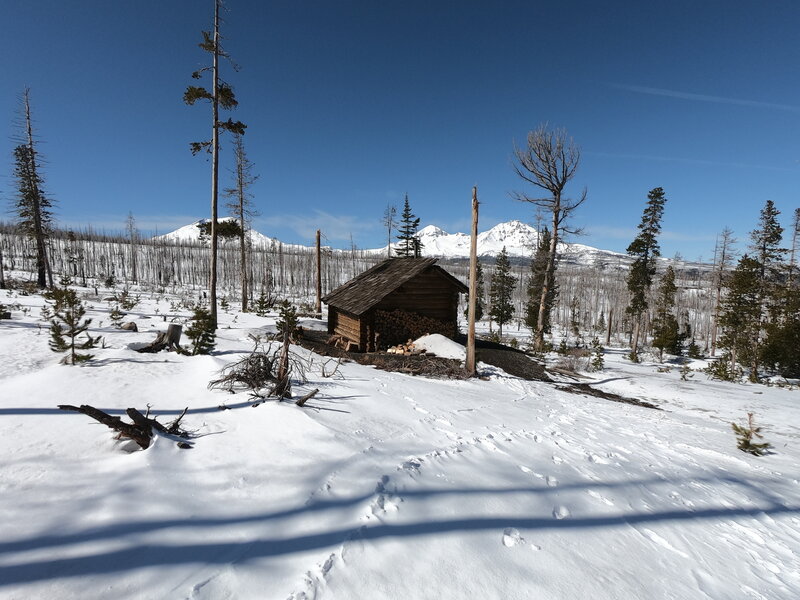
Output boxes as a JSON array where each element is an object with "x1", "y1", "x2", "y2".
[
  {"x1": 386, "y1": 340, "x2": 427, "y2": 356},
  {"x1": 374, "y1": 309, "x2": 454, "y2": 348}
]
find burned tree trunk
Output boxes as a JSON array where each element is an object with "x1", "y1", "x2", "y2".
[{"x1": 58, "y1": 404, "x2": 191, "y2": 449}]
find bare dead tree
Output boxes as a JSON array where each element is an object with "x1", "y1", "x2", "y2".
[
  {"x1": 184, "y1": 0, "x2": 246, "y2": 328},
  {"x1": 381, "y1": 202, "x2": 398, "y2": 258},
  {"x1": 224, "y1": 132, "x2": 259, "y2": 311},
  {"x1": 710, "y1": 227, "x2": 738, "y2": 356},
  {"x1": 512, "y1": 124, "x2": 586, "y2": 351}
]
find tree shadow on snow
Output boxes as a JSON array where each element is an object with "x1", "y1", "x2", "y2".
[{"x1": 0, "y1": 473, "x2": 797, "y2": 587}]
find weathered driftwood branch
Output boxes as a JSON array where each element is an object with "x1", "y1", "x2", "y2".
[
  {"x1": 295, "y1": 388, "x2": 319, "y2": 407},
  {"x1": 58, "y1": 403, "x2": 192, "y2": 449}
]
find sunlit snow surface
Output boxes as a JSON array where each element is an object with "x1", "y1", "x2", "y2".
[{"x1": 1, "y1": 281, "x2": 799, "y2": 600}]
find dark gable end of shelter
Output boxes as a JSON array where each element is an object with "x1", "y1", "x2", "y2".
[{"x1": 323, "y1": 258, "x2": 468, "y2": 352}]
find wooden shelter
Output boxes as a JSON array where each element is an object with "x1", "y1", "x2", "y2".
[{"x1": 322, "y1": 257, "x2": 468, "y2": 352}]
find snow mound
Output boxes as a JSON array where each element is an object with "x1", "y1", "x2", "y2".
[{"x1": 413, "y1": 334, "x2": 466, "y2": 360}]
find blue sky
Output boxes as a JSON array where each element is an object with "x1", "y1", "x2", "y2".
[{"x1": 2, "y1": 0, "x2": 798, "y2": 260}]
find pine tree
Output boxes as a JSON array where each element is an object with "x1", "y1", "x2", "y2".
[
  {"x1": 626, "y1": 187, "x2": 667, "y2": 361},
  {"x1": 184, "y1": 305, "x2": 216, "y2": 355},
  {"x1": 588, "y1": 337, "x2": 604, "y2": 372},
  {"x1": 651, "y1": 266, "x2": 681, "y2": 361},
  {"x1": 746, "y1": 200, "x2": 786, "y2": 377},
  {"x1": 731, "y1": 413, "x2": 771, "y2": 456},
  {"x1": 718, "y1": 255, "x2": 762, "y2": 376},
  {"x1": 46, "y1": 277, "x2": 98, "y2": 364},
  {"x1": 525, "y1": 227, "x2": 557, "y2": 334},
  {"x1": 224, "y1": 132, "x2": 259, "y2": 312},
  {"x1": 489, "y1": 246, "x2": 516, "y2": 337},
  {"x1": 13, "y1": 90, "x2": 54, "y2": 289},
  {"x1": 184, "y1": 0, "x2": 247, "y2": 329},
  {"x1": 395, "y1": 194, "x2": 421, "y2": 258}
]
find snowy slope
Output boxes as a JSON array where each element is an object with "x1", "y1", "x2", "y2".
[
  {"x1": 416, "y1": 220, "x2": 629, "y2": 263},
  {"x1": 1, "y1": 282, "x2": 799, "y2": 600},
  {"x1": 154, "y1": 218, "x2": 279, "y2": 248},
  {"x1": 155, "y1": 218, "x2": 630, "y2": 264}
]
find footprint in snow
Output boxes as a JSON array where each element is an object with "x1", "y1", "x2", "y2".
[
  {"x1": 546, "y1": 475, "x2": 559, "y2": 488},
  {"x1": 502, "y1": 528, "x2": 524, "y2": 547},
  {"x1": 552, "y1": 455, "x2": 564, "y2": 465},
  {"x1": 552, "y1": 505, "x2": 571, "y2": 520}
]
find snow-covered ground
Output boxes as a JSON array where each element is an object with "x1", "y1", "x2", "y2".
[{"x1": 1, "y1": 281, "x2": 799, "y2": 600}]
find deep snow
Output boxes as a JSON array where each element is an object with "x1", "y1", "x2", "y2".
[{"x1": 1, "y1": 282, "x2": 799, "y2": 600}]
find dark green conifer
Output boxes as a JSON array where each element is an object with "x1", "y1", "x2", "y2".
[
  {"x1": 185, "y1": 305, "x2": 216, "y2": 355},
  {"x1": 651, "y1": 266, "x2": 681, "y2": 361},
  {"x1": 395, "y1": 195, "x2": 421, "y2": 258},
  {"x1": 526, "y1": 227, "x2": 557, "y2": 334},
  {"x1": 489, "y1": 247, "x2": 516, "y2": 337},
  {"x1": 46, "y1": 277, "x2": 98, "y2": 364},
  {"x1": 626, "y1": 187, "x2": 667, "y2": 360}
]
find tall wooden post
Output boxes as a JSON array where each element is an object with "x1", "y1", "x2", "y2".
[
  {"x1": 466, "y1": 187, "x2": 479, "y2": 376},
  {"x1": 315, "y1": 229, "x2": 322, "y2": 317}
]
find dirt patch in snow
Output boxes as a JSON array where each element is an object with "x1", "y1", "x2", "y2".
[
  {"x1": 297, "y1": 330, "x2": 551, "y2": 381},
  {"x1": 557, "y1": 382, "x2": 660, "y2": 410}
]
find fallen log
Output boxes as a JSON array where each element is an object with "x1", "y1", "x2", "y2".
[
  {"x1": 58, "y1": 404, "x2": 153, "y2": 449},
  {"x1": 58, "y1": 403, "x2": 192, "y2": 449}
]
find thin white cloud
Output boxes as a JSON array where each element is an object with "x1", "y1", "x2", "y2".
[
  {"x1": 259, "y1": 210, "x2": 377, "y2": 243},
  {"x1": 611, "y1": 83, "x2": 800, "y2": 112}
]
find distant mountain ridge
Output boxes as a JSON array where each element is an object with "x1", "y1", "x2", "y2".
[{"x1": 154, "y1": 218, "x2": 639, "y2": 266}]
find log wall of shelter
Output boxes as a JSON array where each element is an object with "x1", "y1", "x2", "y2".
[
  {"x1": 330, "y1": 309, "x2": 363, "y2": 349},
  {"x1": 374, "y1": 270, "x2": 459, "y2": 323}
]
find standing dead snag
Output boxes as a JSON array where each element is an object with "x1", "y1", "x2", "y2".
[{"x1": 58, "y1": 404, "x2": 192, "y2": 449}]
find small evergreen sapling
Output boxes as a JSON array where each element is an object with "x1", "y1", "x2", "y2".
[
  {"x1": 275, "y1": 300, "x2": 299, "y2": 340},
  {"x1": 46, "y1": 277, "x2": 99, "y2": 364},
  {"x1": 253, "y1": 292, "x2": 272, "y2": 317},
  {"x1": 588, "y1": 337, "x2": 604, "y2": 372},
  {"x1": 731, "y1": 413, "x2": 772, "y2": 456},
  {"x1": 184, "y1": 305, "x2": 216, "y2": 355}
]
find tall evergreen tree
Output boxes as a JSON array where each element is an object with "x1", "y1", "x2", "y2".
[
  {"x1": 626, "y1": 187, "x2": 667, "y2": 360},
  {"x1": 749, "y1": 200, "x2": 785, "y2": 281},
  {"x1": 395, "y1": 194, "x2": 421, "y2": 258},
  {"x1": 224, "y1": 132, "x2": 259, "y2": 312},
  {"x1": 184, "y1": 0, "x2": 246, "y2": 329},
  {"x1": 512, "y1": 124, "x2": 585, "y2": 351},
  {"x1": 489, "y1": 246, "x2": 516, "y2": 337},
  {"x1": 719, "y1": 255, "x2": 763, "y2": 376},
  {"x1": 651, "y1": 266, "x2": 681, "y2": 361},
  {"x1": 13, "y1": 90, "x2": 54, "y2": 289},
  {"x1": 746, "y1": 200, "x2": 786, "y2": 377},
  {"x1": 525, "y1": 227, "x2": 557, "y2": 334}
]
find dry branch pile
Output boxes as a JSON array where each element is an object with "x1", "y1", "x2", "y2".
[{"x1": 374, "y1": 309, "x2": 455, "y2": 349}]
